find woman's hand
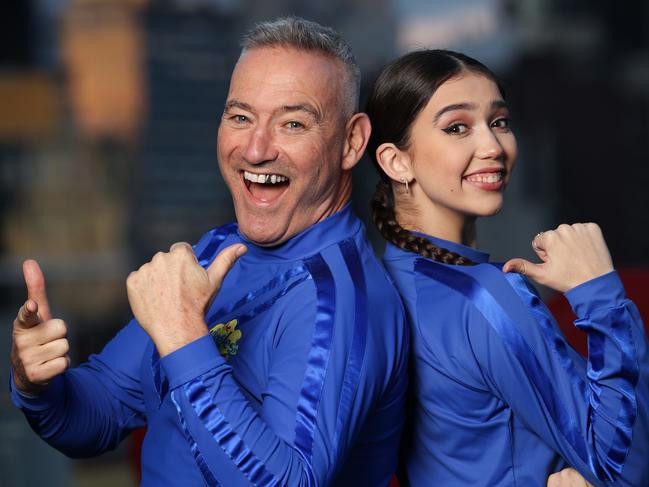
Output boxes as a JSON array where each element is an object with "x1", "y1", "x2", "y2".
[
  {"x1": 547, "y1": 467, "x2": 593, "y2": 487},
  {"x1": 503, "y1": 223, "x2": 613, "y2": 293}
]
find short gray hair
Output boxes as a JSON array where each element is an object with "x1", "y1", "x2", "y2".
[{"x1": 241, "y1": 16, "x2": 361, "y2": 116}]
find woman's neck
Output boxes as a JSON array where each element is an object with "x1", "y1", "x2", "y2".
[{"x1": 396, "y1": 203, "x2": 477, "y2": 247}]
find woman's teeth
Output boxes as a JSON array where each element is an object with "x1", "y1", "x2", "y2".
[{"x1": 466, "y1": 173, "x2": 502, "y2": 183}]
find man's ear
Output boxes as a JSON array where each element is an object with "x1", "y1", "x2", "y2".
[
  {"x1": 375, "y1": 142, "x2": 414, "y2": 185},
  {"x1": 341, "y1": 113, "x2": 371, "y2": 171}
]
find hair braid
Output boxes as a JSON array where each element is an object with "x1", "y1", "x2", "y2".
[{"x1": 371, "y1": 180, "x2": 474, "y2": 266}]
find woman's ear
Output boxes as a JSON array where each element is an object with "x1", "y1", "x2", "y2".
[{"x1": 375, "y1": 143, "x2": 414, "y2": 185}]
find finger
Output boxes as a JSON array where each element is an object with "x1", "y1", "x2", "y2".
[
  {"x1": 37, "y1": 355, "x2": 69, "y2": 383},
  {"x1": 22, "y1": 260, "x2": 52, "y2": 321},
  {"x1": 15, "y1": 299, "x2": 41, "y2": 329},
  {"x1": 206, "y1": 244, "x2": 247, "y2": 292},
  {"x1": 503, "y1": 258, "x2": 544, "y2": 281},
  {"x1": 169, "y1": 242, "x2": 192, "y2": 253},
  {"x1": 170, "y1": 242, "x2": 199, "y2": 265},
  {"x1": 29, "y1": 338, "x2": 70, "y2": 365}
]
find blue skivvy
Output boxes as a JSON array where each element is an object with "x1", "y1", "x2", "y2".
[
  {"x1": 383, "y1": 234, "x2": 649, "y2": 487},
  {"x1": 11, "y1": 205, "x2": 409, "y2": 486}
]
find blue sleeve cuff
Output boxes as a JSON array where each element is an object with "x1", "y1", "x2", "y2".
[
  {"x1": 160, "y1": 334, "x2": 226, "y2": 389},
  {"x1": 9, "y1": 370, "x2": 65, "y2": 411},
  {"x1": 565, "y1": 270, "x2": 626, "y2": 318}
]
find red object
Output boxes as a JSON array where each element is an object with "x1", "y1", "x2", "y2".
[
  {"x1": 546, "y1": 267, "x2": 649, "y2": 356},
  {"x1": 130, "y1": 427, "x2": 146, "y2": 482}
]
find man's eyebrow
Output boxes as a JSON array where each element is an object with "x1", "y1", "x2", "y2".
[
  {"x1": 280, "y1": 104, "x2": 322, "y2": 123},
  {"x1": 224, "y1": 100, "x2": 252, "y2": 112}
]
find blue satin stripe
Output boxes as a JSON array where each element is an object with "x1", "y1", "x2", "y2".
[
  {"x1": 504, "y1": 271, "x2": 587, "y2": 399},
  {"x1": 194, "y1": 224, "x2": 237, "y2": 267},
  {"x1": 150, "y1": 349, "x2": 168, "y2": 404},
  {"x1": 183, "y1": 376, "x2": 279, "y2": 486},
  {"x1": 589, "y1": 304, "x2": 638, "y2": 478},
  {"x1": 171, "y1": 390, "x2": 221, "y2": 487},
  {"x1": 223, "y1": 274, "x2": 310, "y2": 328},
  {"x1": 415, "y1": 260, "x2": 593, "y2": 469},
  {"x1": 206, "y1": 265, "x2": 308, "y2": 326},
  {"x1": 331, "y1": 239, "x2": 368, "y2": 460},
  {"x1": 294, "y1": 253, "x2": 336, "y2": 463}
]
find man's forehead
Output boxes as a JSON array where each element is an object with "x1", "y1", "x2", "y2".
[
  {"x1": 226, "y1": 46, "x2": 343, "y2": 114},
  {"x1": 232, "y1": 46, "x2": 343, "y2": 86}
]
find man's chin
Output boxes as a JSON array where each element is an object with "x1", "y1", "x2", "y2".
[{"x1": 238, "y1": 223, "x2": 292, "y2": 248}]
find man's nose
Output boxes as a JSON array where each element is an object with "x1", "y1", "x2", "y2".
[{"x1": 243, "y1": 126, "x2": 279, "y2": 164}]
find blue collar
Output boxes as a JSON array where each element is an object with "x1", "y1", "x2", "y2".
[
  {"x1": 383, "y1": 231, "x2": 489, "y2": 264},
  {"x1": 237, "y1": 203, "x2": 361, "y2": 262}
]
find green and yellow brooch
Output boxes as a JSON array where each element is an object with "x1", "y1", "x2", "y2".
[{"x1": 209, "y1": 319, "x2": 242, "y2": 359}]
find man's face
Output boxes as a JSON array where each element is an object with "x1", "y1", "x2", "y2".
[{"x1": 217, "y1": 46, "x2": 351, "y2": 246}]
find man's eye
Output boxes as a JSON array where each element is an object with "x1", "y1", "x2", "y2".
[
  {"x1": 442, "y1": 123, "x2": 468, "y2": 135},
  {"x1": 286, "y1": 121, "x2": 304, "y2": 129},
  {"x1": 234, "y1": 115, "x2": 249, "y2": 124}
]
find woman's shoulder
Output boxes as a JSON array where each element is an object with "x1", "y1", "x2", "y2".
[{"x1": 411, "y1": 258, "x2": 541, "y2": 336}]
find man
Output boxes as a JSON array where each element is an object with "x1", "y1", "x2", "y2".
[{"x1": 10, "y1": 17, "x2": 409, "y2": 486}]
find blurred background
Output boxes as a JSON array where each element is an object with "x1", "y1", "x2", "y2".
[{"x1": 1, "y1": 0, "x2": 647, "y2": 485}]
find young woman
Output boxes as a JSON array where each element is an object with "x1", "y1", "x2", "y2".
[{"x1": 366, "y1": 50, "x2": 649, "y2": 486}]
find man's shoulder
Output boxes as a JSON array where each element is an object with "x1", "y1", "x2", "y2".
[{"x1": 192, "y1": 223, "x2": 239, "y2": 266}]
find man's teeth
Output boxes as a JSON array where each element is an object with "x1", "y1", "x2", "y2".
[
  {"x1": 244, "y1": 171, "x2": 288, "y2": 184},
  {"x1": 466, "y1": 173, "x2": 502, "y2": 183}
]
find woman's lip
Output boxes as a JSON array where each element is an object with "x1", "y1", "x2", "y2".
[{"x1": 463, "y1": 167, "x2": 504, "y2": 177}]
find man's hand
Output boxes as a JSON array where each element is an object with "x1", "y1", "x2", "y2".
[
  {"x1": 126, "y1": 242, "x2": 246, "y2": 357},
  {"x1": 547, "y1": 467, "x2": 594, "y2": 487},
  {"x1": 11, "y1": 260, "x2": 70, "y2": 395},
  {"x1": 503, "y1": 223, "x2": 614, "y2": 293}
]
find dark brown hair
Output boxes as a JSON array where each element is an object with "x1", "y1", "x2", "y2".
[{"x1": 366, "y1": 49, "x2": 504, "y2": 265}]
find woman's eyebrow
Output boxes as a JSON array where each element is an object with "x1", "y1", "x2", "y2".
[{"x1": 433, "y1": 103, "x2": 476, "y2": 123}]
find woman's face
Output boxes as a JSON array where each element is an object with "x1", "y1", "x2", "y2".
[{"x1": 406, "y1": 72, "x2": 517, "y2": 232}]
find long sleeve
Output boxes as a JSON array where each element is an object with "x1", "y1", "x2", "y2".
[
  {"x1": 161, "y1": 280, "x2": 363, "y2": 486},
  {"x1": 432, "y1": 265, "x2": 649, "y2": 486},
  {"x1": 10, "y1": 320, "x2": 148, "y2": 457}
]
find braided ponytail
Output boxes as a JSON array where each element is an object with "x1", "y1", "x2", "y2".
[{"x1": 371, "y1": 179, "x2": 474, "y2": 265}]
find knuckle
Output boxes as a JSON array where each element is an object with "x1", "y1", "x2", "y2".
[
  {"x1": 26, "y1": 367, "x2": 41, "y2": 384},
  {"x1": 50, "y1": 319, "x2": 68, "y2": 337},
  {"x1": 52, "y1": 357, "x2": 68, "y2": 374},
  {"x1": 13, "y1": 333, "x2": 29, "y2": 350}
]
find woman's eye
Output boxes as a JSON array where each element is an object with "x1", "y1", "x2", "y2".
[
  {"x1": 442, "y1": 123, "x2": 468, "y2": 135},
  {"x1": 492, "y1": 117, "x2": 511, "y2": 129}
]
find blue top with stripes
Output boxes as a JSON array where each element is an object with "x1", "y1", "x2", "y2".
[
  {"x1": 11, "y1": 204, "x2": 409, "y2": 487},
  {"x1": 383, "y1": 234, "x2": 649, "y2": 487}
]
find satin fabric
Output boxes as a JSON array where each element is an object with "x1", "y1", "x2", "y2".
[{"x1": 384, "y1": 234, "x2": 649, "y2": 487}]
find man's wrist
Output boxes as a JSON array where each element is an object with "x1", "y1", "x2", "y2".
[{"x1": 154, "y1": 327, "x2": 209, "y2": 358}]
